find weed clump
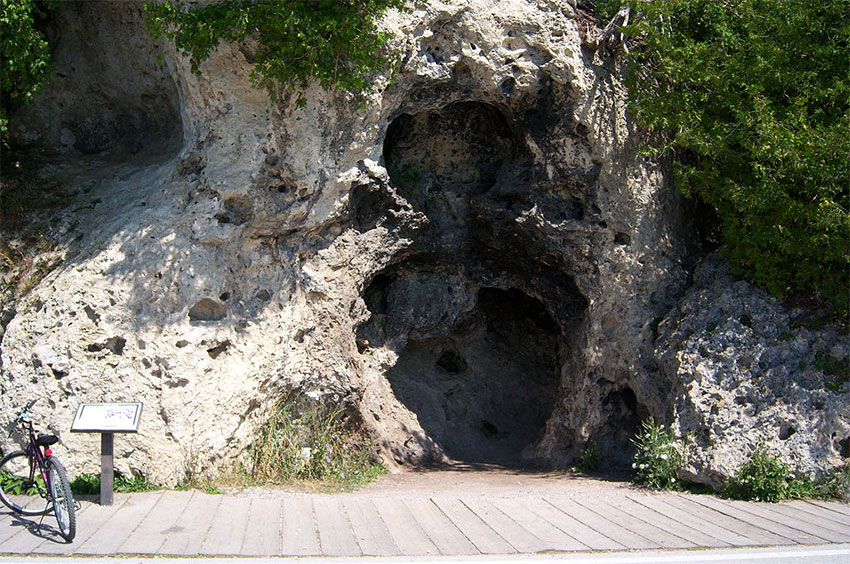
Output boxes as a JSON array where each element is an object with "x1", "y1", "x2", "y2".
[
  {"x1": 248, "y1": 393, "x2": 384, "y2": 487},
  {"x1": 69, "y1": 470, "x2": 159, "y2": 495}
]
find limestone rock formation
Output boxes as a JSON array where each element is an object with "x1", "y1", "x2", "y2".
[
  {"x1": 657, "y1": 255, "x2": 849, "y2": 488},
  {"x1": 0, "y1": 0, "x2": 846, "y2": 486}
]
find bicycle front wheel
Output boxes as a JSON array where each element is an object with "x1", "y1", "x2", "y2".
[
  {"x1": 47, "y1": 457, "x2": 76, "y2": 541},
  {"x1": 0, "y1": 450, "x2": 53, "y2": 515}
]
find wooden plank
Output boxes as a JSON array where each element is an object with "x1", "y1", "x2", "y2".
[
  {"x1": 807, "y1": 500, "x2": 850, "y2": 518},
  {"x1": 668, "y1": 495, "x2": 794, "y2": 546},
  {"x1": 534, "y1": 497, "x2": 626, "y2": 550},
  {"x1": 0, "y1": 512, "x2": 69, "y2": 553},
  {"x1": 790, "y1": 501, "x2": 850, "y2": 527},
  {"x1": 199, "y1": 495, "x2": 251, "y2": 555},
  {"x1": 546, "y1": 495, "x2": 656, "y2": 550},
  {"x1": 0, "y1": 498, "x2": 89, "y2": 553},
  {"x1": 628, "y1": 494, "x2": 755, "y2": 546},
  {"x1": 241, "y1": 496, "x2": 282, "y2": 556},
  {"x1": 770, "y1": 503, "x2": 850, "y2": 537},
  {"x1": 684, "y1": 495, "x2": 825, "y2": 544},
  {"x1": 463, "y1": 497, "x2": 547, "y2": 553},
  {"x1": 0, "y1": 510, "x2": 28, "y2": 547},
  {"x1": 373, "y1": 496, "x2": 439, "y2": 556},
  {"x1": 574, "y1": 496, "x2": 696, "y2": 549},
  {"x1": 342, "y1": 497, "x2": 399, "y2": 556},
  {"x1": 38, "y1": 499, "x2": 114, "y2": 554},
  {"x1": 157, "y1": 492, "x2": 222, "y2": 556},
  {"x1": 75, "y1": 491, "x2": 163, "y2": 554},
  {"x1": 614, "y1": 495, "x2": 730, "y2": 548},
  {"x1": 118, "y1": 490, "x2": 193, "y2": 554},
  {"x1": 431, "y1": 497, "x2": 515, "y2": 555},
  {"x1": 313, "y1": 496, "x2": 360, "y2": 557},
  {"x1": 721, "y1": 500, "x2": 847, "y2": 543},
  {"x1": 281, "y1": 496, "x2": 320, "y2": 556},
  {"x1": 404, "y1": 497, "x2": 478, "y2": 555},
  {"x1": 494, "y1": 497, "x2": 587, "y2": 551}
]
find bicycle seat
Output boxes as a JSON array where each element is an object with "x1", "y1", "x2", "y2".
[{"x1": 37, "y1": 434, "x2": 59, "y2": 446}]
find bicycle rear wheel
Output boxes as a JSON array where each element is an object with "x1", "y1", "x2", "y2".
[
  {"x1": 47, "y1": 457, "x2": 76, "y2": 541},
  {"x1": 0, "y1": 450, "x2": 53, "y2": 515}
]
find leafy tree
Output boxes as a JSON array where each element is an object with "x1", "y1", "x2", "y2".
[
  {"x1": 0, "y1": 0, "x2": 58, "y2": 132},
  {"x1": 603, "y1": 0, "x2": 849, "y2": 312},
  {"x1": 143, "y1": 0, "x2": 406, "y2": 105}
]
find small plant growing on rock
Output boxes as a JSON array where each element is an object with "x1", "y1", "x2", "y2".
[{"x1": 631, "y1": 418, "x2": 682, "y2": 489}]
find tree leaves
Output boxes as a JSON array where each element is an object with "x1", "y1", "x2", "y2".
[
  {"x1": 612, "y1": 0, "x2": 850, "y2": 312},
  {"x1": 143, "y1": 0, "x2": 406, "y2": 105}
]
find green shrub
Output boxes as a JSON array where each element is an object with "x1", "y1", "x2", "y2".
[
  {"x1": 631, "y1": 418, "x2": 682, "y2": 489},
  {"x1": 144, "y1": 0, "x2": 406, "y2": 105},
  {"x1": 723, "y1": 447, "x2": 799, "y2": 502},
  {"x1": 604, "y1": 0, "x2": 849, "y2": 313},
  {"x1": 248, "y1": 392, "x2": 385, "y2": 486},
  {"x1": 70, "y1": 470, "x2": 159, "y2": 495}
]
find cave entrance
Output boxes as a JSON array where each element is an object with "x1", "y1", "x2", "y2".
[
  {"x1": 373, "y1": 283, "x2": 562, "y2": 466},
  {"x1": 359, "y1": 99, "x2": 588, "y2": 467}
]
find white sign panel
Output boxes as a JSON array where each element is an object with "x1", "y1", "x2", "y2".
[{"x1": 71, "y1": 403, "x2": 143, "y2": 433}]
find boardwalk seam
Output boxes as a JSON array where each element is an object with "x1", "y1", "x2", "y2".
[
  {"x1": 624, "y1": 493, "x2": 733, "y2": 547},
  {"x1": 114, "y1": 491, "x2": 166, "y2": 554},
  {"x1": 458, "y1": 497, "x2": 519, "y2": 552},
  {"x1": 540, "y1": 496, "x2": 622, "y2": 548},
  {"x1": 573, "y1": 495, "x2": 692, "y2": 548},
  {"x1": 675, "y1": 494, "x2": 802, "y2": 544},
  {"x1": 428, "y1": 497, "x2": 482, "y2": 554}
]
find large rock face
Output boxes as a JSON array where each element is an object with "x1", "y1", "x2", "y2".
[{"x1": 1, "y1": 0, "x2": 846, "y2": 486}]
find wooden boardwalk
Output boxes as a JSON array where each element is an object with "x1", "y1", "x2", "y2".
[{"x1": 1, "y1": 474, "x2": 848, "y2": 557}]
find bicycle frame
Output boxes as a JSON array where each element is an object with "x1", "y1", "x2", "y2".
[{"x1": 18, "y1": 418, "x2": 55, "y2": 506}]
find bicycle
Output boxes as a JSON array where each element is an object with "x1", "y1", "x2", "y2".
[{"x1": 0, "y1": 399, "x2": 76, "y2": 541}]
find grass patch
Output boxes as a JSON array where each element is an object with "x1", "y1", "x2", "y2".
[{"x1": 245, "y1": 392, "x2": 385, "y2": 489}]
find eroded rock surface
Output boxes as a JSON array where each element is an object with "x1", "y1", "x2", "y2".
[
  {"x1": 1, "y1": 0, "x2": 845, "y2": 486},
  {"x1": 657, "y1": 255, "x2": 849, "y2": 487}
]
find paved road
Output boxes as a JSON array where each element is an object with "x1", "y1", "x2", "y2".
[{"x1": 0, "y1": 471, "x2": 848, "y2": 558}]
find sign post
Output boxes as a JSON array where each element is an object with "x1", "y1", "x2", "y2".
[{"x1": 71, "y1": 403, "x2": 143, "y2": 506}]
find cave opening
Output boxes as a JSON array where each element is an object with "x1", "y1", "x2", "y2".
[
  {"x1": 359, "y1": 99, "x2": 591, "y2": 467},
  {"x1": 383, "y1": 101, "x2": 517, "y2": 197},
  {"x1": 373, "y1": 282, "x2": 562, "y2": 466}
]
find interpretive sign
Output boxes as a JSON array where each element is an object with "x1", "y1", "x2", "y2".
[
  {"x1": 71, "y1": 403, "x2": 143, "y2": 505},
  {"x1": 71, "y1": 403, "x2": 143, "y2": 433}
]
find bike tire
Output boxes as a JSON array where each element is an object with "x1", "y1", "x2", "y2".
[
  {"x1": 47, "y1": 457, "x2": 76, "y2": 542},
  {"x1": 0, "y1": 450, "x2": 53, "y2": 516}
]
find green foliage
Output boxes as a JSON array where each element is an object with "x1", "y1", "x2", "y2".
[
  {"x1": 143, "y1": 0, "x2": 406, "y2": 105},
  {"x1": 0, "y1": 0, "x2": 58, "y2": 131},
  {"x1": 723, "y1": 447, "x2": 802, "y2": 502},
  {"x1": 631, "y1": 418, "x2": 682, "y2": 489},
  {"x1": 809, "y1": 465, "x2": 850, "y2": 502},
  {"x1": 0, "y1": 468, "x2": 44, "y2": 495},
  {"x1": 248, "y1": 392, "x2": 385, "y2": 486},
  {"x1": 69, "y1": 471, "x2": 159, "y2": 495},
  {"x1": 573, "y1": 443, "x2": 601, "y2": 473},
  {"x1": 607, "y1": 0, "x2": 849, "y2": 312}
]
